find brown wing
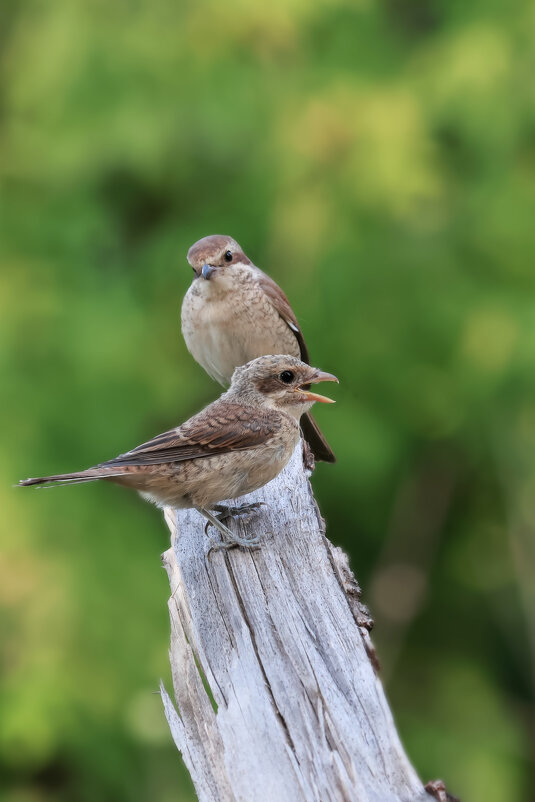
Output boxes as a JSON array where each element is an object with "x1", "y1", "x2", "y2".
[
  {"x1": 256, "y1": 269, "x2": 310, "y2": 363},
  {"x1": 256, "y1": 269, "x2": 336, "y2": 463},
  {"x1": 98, "y1": 402, "x2": 280, "y2": 468}
]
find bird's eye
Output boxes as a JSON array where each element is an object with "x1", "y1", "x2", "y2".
[
  {"x1": 224, "y1": 250, "x2": 233, "y2": 262},
  {"x1": 279, "y1": 370, "x2": 295, "y2": 384}
]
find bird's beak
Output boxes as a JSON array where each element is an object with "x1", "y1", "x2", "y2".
[
  {"x1": 299, "y1": 370, "x2": 339, "y2": 404},
  {"x1": 201, "y1": 264, "x2": 217, "y2": 280}
]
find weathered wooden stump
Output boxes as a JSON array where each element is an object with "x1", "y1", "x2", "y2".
[{"x1": 161, "y1": 445, "x2": 435, "y2": 802}]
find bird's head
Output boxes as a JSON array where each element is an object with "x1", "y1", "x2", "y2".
[
  {"x1": 226, "y1": 355, "x2": 338, "y2": 418},
  {"x1": 187, "y1": 234, "x2": 251, "y2": 283}
]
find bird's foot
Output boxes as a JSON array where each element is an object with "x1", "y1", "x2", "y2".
[
  {"x1": 197, "y1": 506, "x2": 267, "y2": 553},
  {"x1": 209, "y1": 502, "x2": 267, "y2": 527}
]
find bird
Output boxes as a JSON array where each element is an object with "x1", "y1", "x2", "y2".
[
  {"x1": 18, "y1": 355, "x2": 337, "y2": 549},
  {"x1": 181, "y1": 234, "x2": 336, "y2": 463}
]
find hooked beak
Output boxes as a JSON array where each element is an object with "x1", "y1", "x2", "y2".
[
  {"x1": 298, "y1": 370, "x2": 339, "y2": 404},
  {"x1": 201, "y1": 263, "x2": 217, "y2": 280}
]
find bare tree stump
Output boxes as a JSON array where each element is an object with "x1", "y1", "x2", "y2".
[{"x1": 160, "y1": 444, "x2": 434, "y2": 802}]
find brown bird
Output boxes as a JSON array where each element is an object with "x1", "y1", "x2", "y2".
[
  {"x1": 182, "y1": 234, "x2": 336, "y2": 463},
  {"x1": 19, "y1": 355, "x2": 337, "y2": 548}
]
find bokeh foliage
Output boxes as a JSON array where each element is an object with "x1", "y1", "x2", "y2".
[{"x1": 1, "y1": 0, "x2": 534, "y2": 800}]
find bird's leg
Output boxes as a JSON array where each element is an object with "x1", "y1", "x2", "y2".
[
  {"x1": 203, "y1": 503, "x2": 267, "y2": 537},
  {"x1": 197, "y1": 507, "x2": 263, "y2": 551}
]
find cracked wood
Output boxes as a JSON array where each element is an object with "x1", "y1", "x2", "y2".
[{"x1": 161, "y1": 444, "x2": 432, "y2": 802}]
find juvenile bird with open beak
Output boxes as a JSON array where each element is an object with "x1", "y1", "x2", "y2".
[
  {"x1": 19, "y1": 356, "x2": 337, "y2": 549},
  {"x1": 182, "y1": 235, "x2": 336, "y2": 464}
]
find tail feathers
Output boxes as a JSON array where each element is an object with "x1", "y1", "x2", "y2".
[
  {"x1": 301, "y1": 411, "x2": 336, "y2": 464},
  {"x1": 18, "y1": 468, "x2": 125, "y2": 488}
]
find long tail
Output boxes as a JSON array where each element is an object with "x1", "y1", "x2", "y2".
[
  {"x1": 18, "y1": 467, "x2": 126, "y2": 488},
  {"x1": 301, "y1": 411, "x2": 336, "y2": 464}
]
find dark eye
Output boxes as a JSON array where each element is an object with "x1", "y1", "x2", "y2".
[
  {"x1": 224, "y1": 250, "x2": 233, "y2": 262},
  {"x1": 279, "y1": 370, "x2": 294, "y2": 384}
]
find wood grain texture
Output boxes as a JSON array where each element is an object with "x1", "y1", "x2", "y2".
[{"x1": 161, "y1": 445, "x2": 431, "y2": 802}]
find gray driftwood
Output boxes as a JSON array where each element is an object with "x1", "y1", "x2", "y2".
[{"x1": 160, "y1": 444, "x2": 432, "y2": 802}]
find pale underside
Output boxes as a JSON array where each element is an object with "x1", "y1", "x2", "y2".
[
  {"x1": 115, "y1": 434, "x2": 297, "y2": 509},
  {"x1": 182, "y1": 268, "x2": 300, "y2": 386}
]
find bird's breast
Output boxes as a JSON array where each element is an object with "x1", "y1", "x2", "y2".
[{"x1": 182, "y1": 280, "x2": 300, "y2": 385}]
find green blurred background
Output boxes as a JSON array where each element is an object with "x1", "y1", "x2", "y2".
[{"x1": 1, "y1": 0, "x2": 534, "y2": 799}]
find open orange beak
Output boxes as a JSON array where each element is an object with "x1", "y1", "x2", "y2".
[{"x1": 298, "y1": 370, "x2": 339, "y2": 404}]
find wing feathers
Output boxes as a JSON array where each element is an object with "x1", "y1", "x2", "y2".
[
  {"x1": 256, "y1": 269, "x2": 310, "y2": 363},
  {"x1": 19, "y1": 403, "x2": 281, "y2": 484},
  {"x1": 99, "y1": 402, "x2": 280, "y2": 468},
  {"x1": 255, "y1": 268, "x2": 335, "y2": 462}
]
